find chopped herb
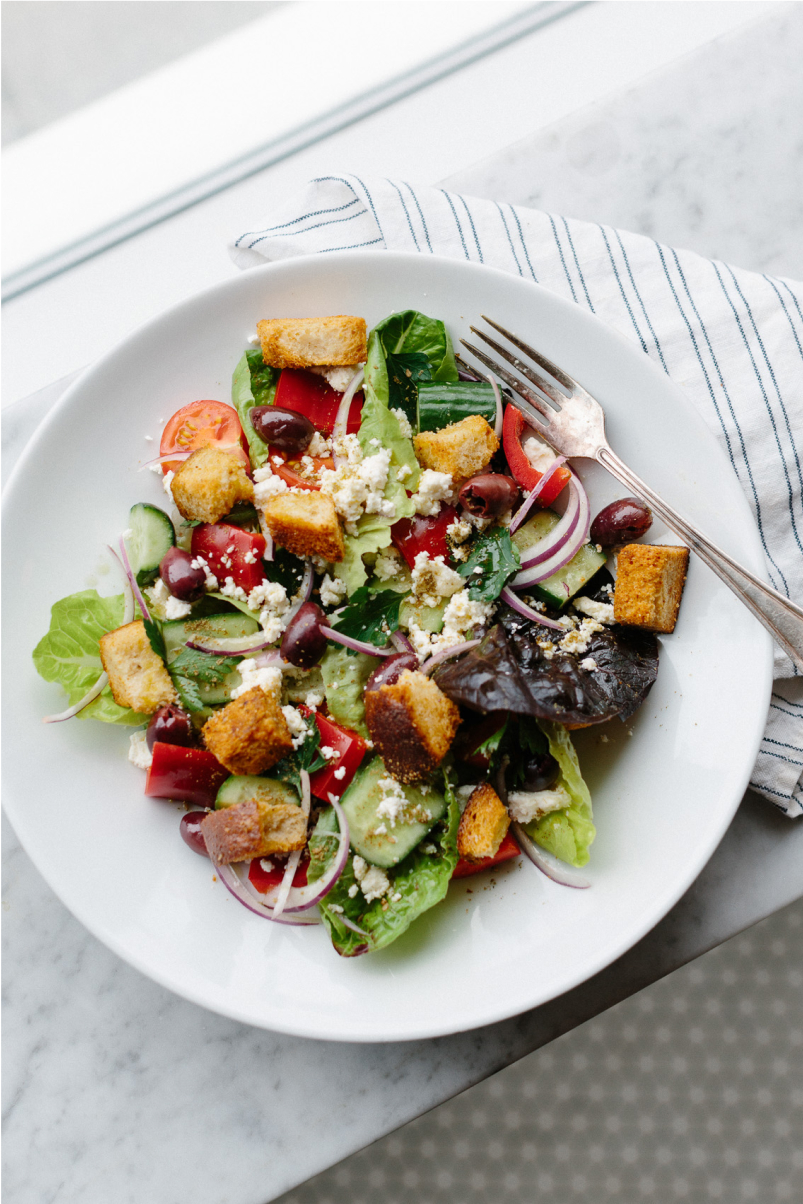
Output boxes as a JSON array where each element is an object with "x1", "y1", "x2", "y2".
[
  {"x1": 457, "y1": 527, "x2": 520, "y2": 602},
  {"x1": 143, "y1": 617, "x2": 167, "y2": 661},
  {"x1": 273, "y1": 717, "x2": 327, "y2": 793},
  {"x1": 330, "y1": 586, "x2": 402, "y2": 652}
]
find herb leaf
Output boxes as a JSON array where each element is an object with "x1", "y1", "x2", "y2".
[
  {"x1": 386, "y1": 351, "x2": 431, "y2": 430},
  {"x1": 143, "y1": 617, "x2": 167, "y2": 662},
  {"x1": 273, "y1": 716, "x2": 326, "y2": 793},
  {"x1": 457, "y1": 527, "x2": 520, "y2": 602},
  {"x1": 330, "y1": 586, "x2": 402, "y2": 651},
  {"x1": 169, "y1": 646, "x2": 242, "y2": 714}
]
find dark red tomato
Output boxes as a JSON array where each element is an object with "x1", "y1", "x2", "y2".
[
  {"x1": 145, "y1": 742, "x2": 229, "y2": 807},
  {"x1": 274, "y1": 369, "x2": 363, "y2": 436},
  {"x1": 160, "y1": 400, "x2": 250, "y2": 475},
  {"x1": 452, "y1": 831, "x2": 521, "y2": 879},
  {"x1": 267, "y1": 447, "x2": 334, "y2": 492},
  {"x1": 248, "y1": 854, "x2": 308, "y2": 893},
  {"x1": 502, "y1": 405, "x2": 571, "y2": 504},
  {"x1": 391, "y1": 505, "x2": 458, "y2": 570},
  {"x1": 300, "y1": 709, "x2": 367, "y2": 802},
  {"x1": 190, "y1": 523, "x2": 266, "y2": 593}
]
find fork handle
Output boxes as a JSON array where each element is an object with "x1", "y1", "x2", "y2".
[{"x1": 597, "y1": 446, "x2": 803, "y2": 672}]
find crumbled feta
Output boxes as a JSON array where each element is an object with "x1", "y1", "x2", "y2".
[
  {"x1": 247, "y1": 331, "x2": 260, "y2": 346},
  {"x1": 507, "y1": 786, "x2": 571, "y2": 824},
  {"x1": 348, "y1": 883, "x2": 359, "y2": 898},
  {"x1": 559, "y1": 617, "x2": 604, "y2": 655},
  {"x1": 308, "y1": 364, "x2": 361, "y2": 392},
  {"x1": 320, "y1": 745, "x2": 339, "y2": 761},
  {"x1": 523, "y1": 434, "x2": 558, "y2": 474},
  {"x1": 410, "y1": 469, "x2": 454, "y2": 516},
  {"x1": 260, "y1": 859, "x2": 274, "y2": 872},
  {"x1": 282, "y1": 705, "x2": 308, "y2": 748},
  {"x1": 162, "y1": 470, "x2": 175, "y2": 500},
  {"x1": 252, "y1": 463, "x2": 288, "y2": 504},
  {"x1": 573, "y1": 597, "x2": 615, "y2": 624},
  {"x1": 148, "y1": 463, "x2": 164, "y2": 475},
  {"x1": 304, "y1": 691, "x2": 323, "y2": 710},
  {"x1": 308, "y1": 431, "x2": 332, "y2": 457},
  {"x1": 219, "y1": 576, "x2": 248, "y2": 604},
  {"x1": 164, "y1": 594, "x2": 192, "y2": 620},
  {"x1": 319, "y1": 446, "x2": 395, "y2": 533},
  {"x1": 374, "y1": 547, "x2": 403, "y2": 581},
  {"x1": 447, "y1": 519, "x2": 472, "y2": 545},
  {"x1": 150, "y1": 578, "x2": 170, "y2": 605},
  {"x1": 230, "y1": 662, "x2": 282, "y2": 701},
  {"x1": 334, "y1": 766, "x2": 346, "y2": 780},
  {"x1": 396, "y1": 464, "x2": 412, "y2": 482},
  {"x1": 320, "y1": 574, "x2": 347, "y2": 608},
  {"x1": 243, "y1": 549, "x2": 258, "y2": 565},
  {"x1": 333, "y1": 433, "x2": 363, "y2": 465},
  {"x1": 128, "y1": 730, "x2": 152, "y2": 770},
  {"x1": 438, "y1": 590, "x2": 493, "y2": 645},
  {"x1": 376, "y1": 775, "x2": 409, "y2": 828},
  {"x1": 407, "y1": 621, "x2": 434, "y2": 660},
  {"x1": 411, "y1": 551, "x2": 464, "y2": 607},
  {"x1": 421, "y1": 843, "x2": 438, "y2": 855},
  {"x1": 328, "y1": 903, "x2": 345, "y2": 914},
  {"x1": 391, "y1": 892, "x2": 402, "y2": 903},
  {"x1": 391, "y1": 407, "x2": 413, "y2": 438},
  {"x1": 352, "y1": 855, "x2": 391, "y2": 903},
  {"x1": 580, "y1": 657, "x2": 598, "y2": 671},
  {"x1": 190, "y1": 554, "x2": 219, "y2": 591}
]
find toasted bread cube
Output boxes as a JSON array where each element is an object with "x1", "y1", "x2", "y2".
[
  {"x1": 201, "y1": 797, "x2": 307, "y2": 865},
  {"x1": 261, "y1": 491, "x2": 345, "y2": 562},
  {"x1": 257, "y1": 316, "x2": 367, "y2": 369},
  {"x1": 413, "y1": 414, "x2": 499, "y2": 484},
  {"x1": 99, "y1": 620, "x2": 177, "y2": 713},
  {"x1": 457, "y1": 783, "x2": 510, "y2": 863},
  {"x1": 202, "y1": 687, "x2": 293, "y2": 775},
  {"x1": 614, "y1": 543, "x2": 689, "y2": 633},
  {"x1": 364, "y1": 669, "x2": 460, "y2": 783},
  {"x1": 170, "y1": 446, "x2": 253, "y2": 525}
]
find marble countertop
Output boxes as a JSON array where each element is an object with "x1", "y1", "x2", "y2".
[{"x1": 4, "y1": 8, "x2": 803, "y2": 1203}]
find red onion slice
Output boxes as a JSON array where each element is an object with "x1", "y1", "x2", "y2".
[
  {"x1": 253, "y1": 650, "x2": 284, "y2": 669},
  {"x1": 272, "y1": 770, "x2": 311, "y2": 919},
  {"x1": 420, "y1": 639, "x2": 481, "y2": 675},
  {"x1": 511, "y1": 478, "x2": 591, "y2": 589},
  {"x1": 285, "y1": 559, "x2": 314, "y2": 625},
  {"x1": 483, "y1": 372, "x2": 504, "y2": 441},
  {"x1": 186, "y1": 634, "x2": 274, "y2": 656},
  {"x1": 264, "y1": 532, "x2": 274, "y2": 563},
  {"x1": 322, "y1": 627, "x2": 393, "y2": 658},
  {"x1": 118, "y1": 536, "x2": 152, "y2": 623},
  {"x1": 246, "y1": 797, "x2": 352, "y2": 914},
  {"x1": 500, "y1": 587, "x2": 563, "y2": 631},
  {"x1": 512, "y1": 823, "x2": 591, "y2": 889},
  {"x1": 509, "y1": 456, "x2": 567, "y2": 534},
  {"x1": 390, "y1": 630, "x2": 416, "y2": 657},
  {"x1": 332, "y1": 367, "x2": 365, "y2": 464},
  {"x1": 516, "y1": 476, "x2": 581, "y2": 567},
  {"x1": 214, "y1": 864, "x2": 320, "y2": 925},
  {"x1": 138, "y1": 451, "x2": 191, "y2": 471}
]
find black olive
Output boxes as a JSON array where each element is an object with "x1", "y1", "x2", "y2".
[
  {"x1": 459, "y1": 473, "x2": 520, "y2": 518},
  {"x1": 365, "y1": 652, "x2": 419, "y2": 692},
  {"x1": 159, "y1": 547, "x2": 206, "y2": 602},
  {"x1": 519, "y1": 752, "x2": 560, "y2": 793},
  {"x1": 250, "y1": 406, "x2": 315, "y2": 454},
  {"x1": 280, "y1": 602, "x2": 328, "y2": 669},
  {"x1": 590, "y1": 498, "x2": 652, "y2": 548},
  {"x1": 146, "y1": 704, "x2": 197, "y2": 751}
]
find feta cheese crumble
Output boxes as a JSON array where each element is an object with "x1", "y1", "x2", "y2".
[
  {"x1": 230, "y1": 662, "x2": 282, "y2": 701},
  {"x1": 374, "y1": 546, "x2": 403, "y2": 581},
  {"x1": 352, "y1": 855, "x2": 391, "y2": 904},
  {"x1": 308, "y1": 431, "x2": 332, "y2": 457},
  {"x1": 573, "y1": 596, "x2": 616, "y2": 624},
  {"x1": 252, "y1": 463, "x2": 288, "y2": 504},
  {"x1": 559, "y1": 617, "x2": 604, "y2": 655},
  {"x1": 523, "y1": 433, "x2": 558, "y2": 474},
  {"x1": 411, "y1": 551, "x2": 464, "y2": 607},
  {"x1": 410, "y1": 469, "x2": 453, "y2": 516},
  {"x1": 376, "y1": 775, "x2": 409, "y2": 828},
  {"x1": 282, "y1": 705, "x2": 308, "y2": 748},
  {"x1": 390, "y1": 407, "x2": 413, "y2": 438},
  {"x1": 308, "y1": 364, "x2": 361, "y2": 392},
  {"x1": 507, "y1": 786, "x2": 571, "y2": 824},
  {"x1": 318, "y1": 445, "x2": 395, "y2": 534},
  {"x1": 164, "y1": 594, "x2": 192, "y2": 620},
  {"x1": 128, "y1": 730, "x2": 153, "y2": 770},
  {"x1": 320, "y1": 573, "x2": 347, "y2": 608},
  {"x1": 189, "y1": 554, "x2": 218, "y2": 591}
]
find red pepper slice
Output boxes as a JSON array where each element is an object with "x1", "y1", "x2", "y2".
[
  {"x1": 391, "y1": 505, "x2": 458, "y2": 570},
  {"x1": 266, "y1": 447, "x2": 334, "y2": 492},
  {"x1": 452, "y1": 831, "x2": 521, "y2": 879},
  {"x1": 145, "y1": 742, "x2": 229, "y2": 807},
  {"x1": 190, "y1": 523, "x2": 266, "y2": 593},
  {"x1": 248, "y1": 853, "x2": 308, "y2": 893},
  {"x1": 274, "y1": 369, "x2": 363, "y2": 436},
  {"x1": 300, "y1": 708, "x2": 367, "y2": 801},
  {"x1": 502, "y1": 405, "x2": 571, "y2": 504}
]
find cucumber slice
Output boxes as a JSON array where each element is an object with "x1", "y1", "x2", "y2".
[
  {"x1": 399, "y1": 596, "x2": 447, "y2": 633},
  {"x1": 340, "y1": 757, "x2": 447, "y2": 868},
  {"x1": 216, "y1": 775, "x2": 299, "y2": 810},
  {"x1": 126, "y1": 503, "x2": 175, "y2": 586},
  {"x1": 163, "y1": 613, "x2": 259, "y2": 705},
  {"x1": 512, "y1": 511, "x2": 607, "y2": 609},
  {"x1": 417, "y1": 381, "x2": 497, "y2": 432}
]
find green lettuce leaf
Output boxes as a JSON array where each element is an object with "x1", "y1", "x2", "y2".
[
  {"x1": 320, "y1": 645, "x2": 375, "y2": 736},
  {"x1": 525, "y1": 721, "x2": 596, "y2": 868},
  {"x1": 334, "y1": 512, "x2": 397, "y2": 595},
  {"x1": 457, "y1": 527, "x2": 520, "y2": 602},
  {"x1": 386, "y1": 351, "x2": 431, "y2": 429},
  {"x1": 330, "y1": 586, "x2": 402, "y2": 651},
  {"x1": 373, "y1": 309, "x2": 459, "y2": 382},
  {"x1": 33, "y1": 590, "x2": 143, "y2": 724},
  {"x1": 308, "y1": 769, "x2": 460, "y2": 956},
  {"x1": 232, "y1": 350, "x2": 278, "y2": 470}
]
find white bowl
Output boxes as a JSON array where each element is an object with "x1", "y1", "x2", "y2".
[{"x1": 2, "y1": 252, "x2": 772, "y2": 1041}]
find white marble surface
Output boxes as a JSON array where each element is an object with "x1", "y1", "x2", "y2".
[{"x1": 4, "y1": 7, "x2": 803, "y2": 1204}]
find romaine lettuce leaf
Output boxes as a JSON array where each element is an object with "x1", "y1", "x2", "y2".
[
  {"x1": 333, "y1": 512, "x2": 397, "y2": 594},
  {"x1": 308, "y1": 770, "x2": 460, "y2": 956},
  {"x1": 373, "y1": 309, "x2": 459, "y2": 382},
  {"x1": 232, "y1": 350, "x2": 278, "y2": 470},
  {"x1": 525, "y1": 721, "x2": 596, "y2": 868},
  {"x1": 33, "y1": 590, "x2": 143, "y2": 724},
  {"x1": 360, "y1": 330, "x2": 420, "y2": 500},
  {"x1": 320, "y1": 645, "x2": 375, "y2": 737}
]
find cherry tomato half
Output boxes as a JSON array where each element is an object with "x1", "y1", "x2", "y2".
[
  {"x1": 190, "y1": 523, "x2": 267, "y2": 594},
  {"x1": 299, "y1": 708, "x2": 367, "y2": 802},
  {"x1": 160, "y1": 400, "x2": 250, "y2": 474},
  {"x1": 267, "y1": 447, "x2": 335, "y2": 492},
  {"x1": 274, "y1": 369, "x2": 362, "y2": 436},
  {"x1": 391, "y1": 506, "x2": 458, "y2": 570},
  {"x1": 452, "y1": 831, "x2": 521, "y2": 879}
]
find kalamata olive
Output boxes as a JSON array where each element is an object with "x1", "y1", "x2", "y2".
[
  {"x1": 520, "y1": 752, "x2": 560, "y2": 793},
  {"x1": 146, "y1": 704, "x2": 197, "y2": 751},
  {"x1": 459, "y1": 473, "x2": 520, "y2": 518},
  {"x1": 590, "y1": 497, "x2": 652, "y2": 548},
  {"x1": 180, "y1": 811, "x2": 210, "y2": 857},
  {"x1": 250, "y1": 406, "x2": 315, "y2": 453},
  {"x1": 365, "y1": 652, "x2": 419, "y2": 692},
  {"x1": 159, "y1": 547, "x2": 206, "y2": 602},
  {"x1": 280, "y1": 601, "x2": 328, "y2": 669}
]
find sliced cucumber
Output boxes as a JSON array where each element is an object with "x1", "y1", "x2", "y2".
[
  {"x1": 126, "y1": 503, "x2": 175, "y2": 586},
  {"x1": 399, "y1": 596, "x2": 447, "y2": 634},
  {"x1": 216, "y1": 775, "x2": 299, "y2": 810},
  {"x1": 512, "y1": 511, "x2": 607, "y2": 610},
  {"x1": 340, "y1": 757, "x2": 447, "y2": 868},
  {"x1": 163, "y1": 613, "x2": 259, "y2": 705},
  {"x1": 417, "y1": 381, "x2": 497, "y2": 432}
]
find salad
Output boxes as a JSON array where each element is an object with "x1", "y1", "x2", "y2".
[{"x1": 34, "y1": 308, "x2": 685, "y2": 958}]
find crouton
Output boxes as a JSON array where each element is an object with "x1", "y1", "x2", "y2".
[
  {"x1": 457, "y1": 783, "x2": 510, "y2": 863},
  {"x1": 261, "y1": 491, "x2": 345, "y2": 562},
  {"x1": 364, "y1": 669, "x2": 460, "y2": 783},
  {"x1": 202, "y1": 687, "x2": 293, "y2": 775},
  {"x1": 413, "y1": 414, "x2": 499, "y2": 484},
  {"x1": 99, "y1": 620, "x2": 177, "y2": 713},
  {"x1": 614, "y1": 543, "x2": 689, "y2": 633},
  {"x1": 258, "y1": 316, "x2": 367, "y2": 369},
  {"x1": 201, "y1": 797, "x2": 307, "y2": 865},
  {"x1": 170, "y1": 446, "x2": 253, "y2": 525}
]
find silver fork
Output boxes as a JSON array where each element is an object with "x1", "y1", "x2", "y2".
[{"x1": 462, "y1": 316, "x2": 803, "y2": 672}]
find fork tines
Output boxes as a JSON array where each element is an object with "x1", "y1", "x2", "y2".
[{"x1": 459, "y1": 336, "x2": 554, "y2": 430}]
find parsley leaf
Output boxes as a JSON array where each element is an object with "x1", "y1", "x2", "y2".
[
  {"x1": 169, "y1": 646, "x2": 242, "y2": 714},
  {"x1": 329, "y1": 586, "x2": 402, "y2": 652},
  {"x1": 143, "y1": 617, "x2": 167, "y2": 661},
  {"x1": 457, "y1": 527, "x2": 520, "y2": 602},
  {"x1": 273, "y1": 715, "x2": 327, "y2": 793}
]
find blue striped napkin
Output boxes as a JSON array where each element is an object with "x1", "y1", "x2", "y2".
[{"x1": 229, "y1": 175, "x2": 803, "y2": 817}]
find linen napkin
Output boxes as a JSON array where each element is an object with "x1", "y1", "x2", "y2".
[{"x1": 229, "y1": 175, "x2": 803, "y2": 818}]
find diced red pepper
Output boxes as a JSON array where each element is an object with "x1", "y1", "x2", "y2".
[
  {"x1": 502, "y1": 405, "x2": 571, "y2": 504},
  {"x1": 266, "y1": 447, "x2": 334, "y2": 492},
  {"x1": 145, "y1": 742, "x2": 229, "y2": 807},
  {"x1": 391, "y1": 505, "x2": 458, "y2": 570},
  {"x1": 190, "y1": 523, "x2": 267, "y2": 593},
  {"x1": 452, "y1": 831, "x2": 521, "y2": 879},
  {"x1": 274, "y1": 369, "x2": 363, "y2": 436},
  {"x1": 300, "y1": 708, "x2": 367, "y2": 801},
  {"x1": 248, "y1": 854, "x2": 308, "y2": 893}
]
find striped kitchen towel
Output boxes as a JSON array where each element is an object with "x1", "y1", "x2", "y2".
[{"x1": 229, "y1": 175, "x2": 803, "y2": 817}]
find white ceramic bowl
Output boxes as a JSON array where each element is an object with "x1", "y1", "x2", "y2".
[{"x1": 2, "y1": 252, "x2": 772, "y2": 1041}]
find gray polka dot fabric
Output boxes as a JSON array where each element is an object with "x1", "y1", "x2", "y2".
[{"x1": 278, "y1": 899, "x2": 803, "y2": 1203}]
